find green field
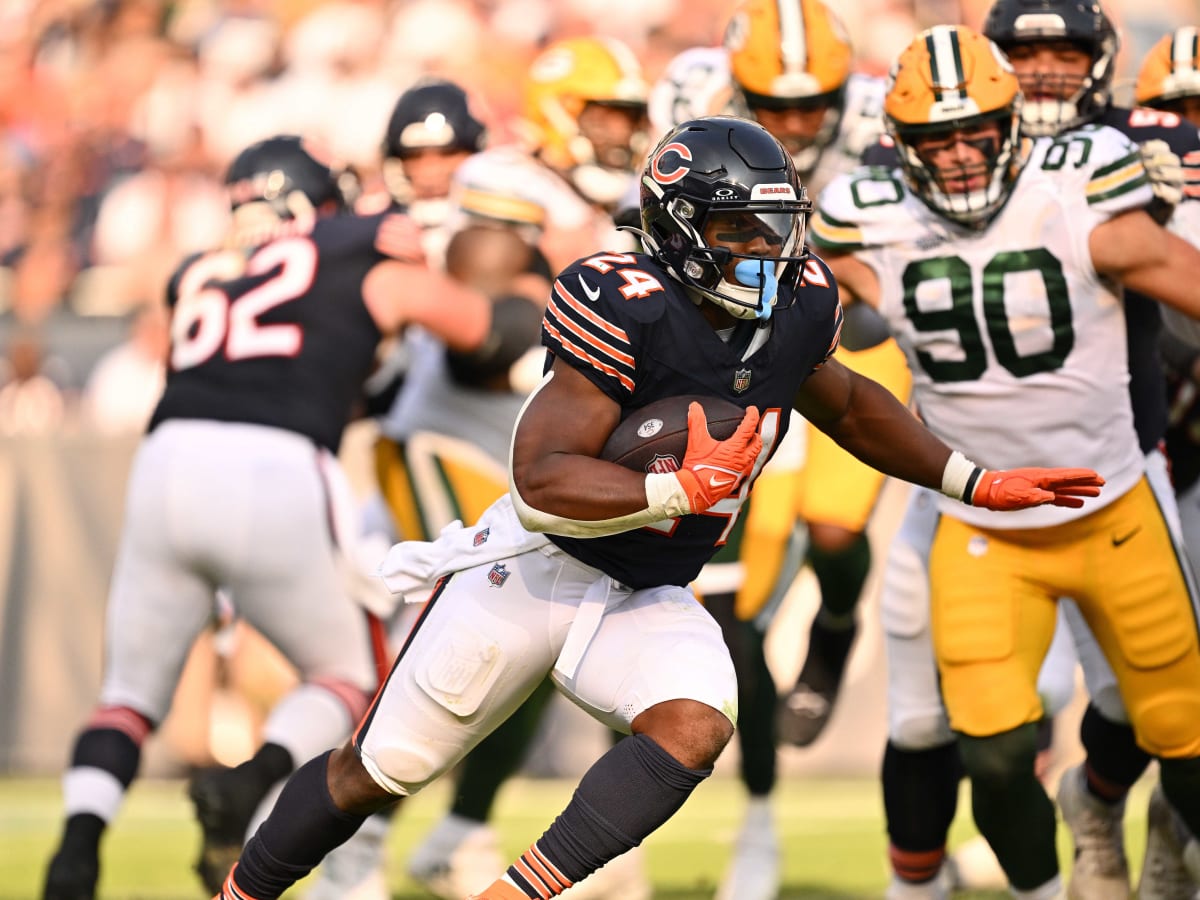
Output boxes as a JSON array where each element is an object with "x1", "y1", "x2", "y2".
[{"x1": 0, "y1": 773, "x2": 1152, "y2": 899}]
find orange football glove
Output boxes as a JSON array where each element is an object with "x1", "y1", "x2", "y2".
[
  {"x1": 971, "y1": 467, "x2": 1105, "y2": 511},
  {"x1": 674, "y1": 402, "x2": 762, "y2": 513}
]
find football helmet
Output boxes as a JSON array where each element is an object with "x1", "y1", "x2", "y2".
[
  {"x1": 383, "y1": 79, "x2": 488, "y2": 159},
  {"x1": 982, "y1": 0, "x2": 1118, "y2": 136},
  {"x1": 1136, "y1": 28, "x2": 1200, "y2": 110},
  {"x1": 523, "y1": 36, "x2": 649, "y2": 208},
  {"x1": 885, "y1": 25, "x2": 1027, "y2": 227},
  {"x1": 636, "y1": 116, "x2": 811, "y2": 321},
  {"x1": 723, "y1": 0, "x2": 853, "y2": 173},
  {"x1": 225, "y1": 135, "x2": 350, "y2": 219}
]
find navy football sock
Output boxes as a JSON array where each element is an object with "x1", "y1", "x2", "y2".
[
  {"x1": 505, "y1": 734, "x2": 710, "y2": 896},
  {"x1": 230, "y1": 751, "x2": 367, "y2": 899}
]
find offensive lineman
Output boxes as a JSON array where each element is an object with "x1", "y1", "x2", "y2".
[{"x1": 40, "y1": 136, "x2": 492, "y2": 900}]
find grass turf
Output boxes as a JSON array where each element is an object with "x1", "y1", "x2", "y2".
[{"x1": 1, "y1": 772, "x2": 1153, "y2": 899}]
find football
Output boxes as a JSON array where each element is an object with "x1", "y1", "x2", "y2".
[{"x1": 600, "y1": 394, "x2": 747, "y2": 474}]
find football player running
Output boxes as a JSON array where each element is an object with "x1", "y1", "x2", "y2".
[
  {"x1": 39, "y1": 136, "x2": 492, "y2": 900},
  {"x1": 387, "y1": 42, "x2": 656, "y2": 900},
  {"x1": 647, "y1": 4, "x2": 909, "y2": 896},
  {"x1": 810, "y1": 23, "x2": 1200, "y2": 900},
  {"x1": 869, "y1": 5, "x2": 1200, "y2": 898},
  {"x1": 206, "y1": 114, "x2": 1101, "y2": 900}
]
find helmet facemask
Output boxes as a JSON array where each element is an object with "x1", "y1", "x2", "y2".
[
  {"x1": 745, "y1": 87, "x2": 846, "y2": 176},
  {"x1": 891, "y1": 105, "x2": 1025, "y2": 228},
  {"x1": 885, "y1": 26, "x2": 1029, "y2": 229},
  {"x1": 644, "y1": 180, "x2": 811, "y2": 320},
  {"x1": 1005, "y1": 38, "x2": 1117, "y2": 136},
  {"x1": 567, "y1": 100, "x2": 650, "y2": 209}
]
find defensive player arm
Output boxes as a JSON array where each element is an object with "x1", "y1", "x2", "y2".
[
  {"x1": 510, "y1": 358, "x2": 761, "y2": 536},
  {"x1": 1090, "y1": 208, "x2": 1200, "y2": 318},
  {"x1": 362, "y1": 259, "x2": 493, "y2": 351},
  {"x1": 794, "y1": 357, "x2": 1104, "y2": 511}
]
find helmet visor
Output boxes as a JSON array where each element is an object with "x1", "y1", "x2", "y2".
[{"x1": 705, "y1": 207, "x2": 804, "y2": 257}]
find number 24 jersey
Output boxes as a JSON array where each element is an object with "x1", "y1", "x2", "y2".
[{"x1": 539, "y1": 249, "x2": 842, "y2": 589}]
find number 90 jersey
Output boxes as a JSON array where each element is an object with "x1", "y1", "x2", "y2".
[
  {"x1": 541, "y1": 250, "x2": 842, "y2": 589},
  {"x1": 150, "y1": 213, "x2": 398, "y2": 453},
  {"x1": 812, "y1": 124, "x2": 1154, "y2": 530}
]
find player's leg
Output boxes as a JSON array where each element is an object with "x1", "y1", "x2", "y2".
[
  {"x1": 216, "y1": 531, "x2": 572, "y2": 900},
  {"x1": 877, "y1": 488, "x2": 959, "y2": 899},
  {"x1": 474, "y1": 581, "x2": 739, "y2": 900},
  {"x1": 376, "y1": 431, "x2": 531, "y2": 897},
  {"x1": 928, "y1": 515, "x2": 1064, "y2": 897},
  {"x1": 1067, "y1": 478, "x2": 1200, "y2": 896},
  {"x1": 43, "y1": 428, "x2": 224, "y2": 900},
  {"x1": 779, "y1": 339, "x2": 911, "y2": 747},
  {"x1": 706, "y1": 591, "x2": 780, "y2": 900},
  {"x1": 406, "y1": 678, "x2": 557, "y2": 898},
  {"x1": 187, "y1": 439, "x2": 381, "y2": 892}
]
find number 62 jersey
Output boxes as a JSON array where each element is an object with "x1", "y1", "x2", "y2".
[
  {"x1": 149, "y1": 212, "x2": 399, "y2": 453},
  {"x1": 811, "y1": 124, "x2": 1154, "y2": 530}
]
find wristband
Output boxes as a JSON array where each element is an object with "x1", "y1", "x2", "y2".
[
  {"x1": 941, "y1": 450, "x2": 985, "y2": 505},
  {"x1": 646, "y1": 471, "x2": 693, "y2": 519}
]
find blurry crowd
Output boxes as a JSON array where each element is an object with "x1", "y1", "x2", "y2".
[{"x1": 0, "y1": 0, "x2": 1193, "y2": 438}]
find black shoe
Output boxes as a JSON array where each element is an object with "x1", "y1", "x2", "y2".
[
  {"x1": 777, "y1": 616, "x2": 858, "y2": 747},
  {"x1": 188, "y1": 766, "x2": 260, "y2": 893},
  {"x1": 42, "y1": 850, "x2": 99, "y2": 900}
]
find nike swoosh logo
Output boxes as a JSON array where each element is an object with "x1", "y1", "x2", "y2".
[
  {"x1": 708, "y1": 475, "x2": 735, "y2": 489},
  {"x1": 1112, "y1": 526, "x2": 1141, "y2": 547},
  {"x1": 577, "y1": 274, "x2": 601, "y2": 302}
]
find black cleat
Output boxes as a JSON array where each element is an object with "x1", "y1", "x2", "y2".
[
  {"x1": 42, "y1": 850, "x2": 99, "y2": 900},
  {"x1": 188, "y1": 766, "x2": 260, "y2": 893},
  {"x1": 777, "y1": 616, "x2": 858, "y2": 747}
]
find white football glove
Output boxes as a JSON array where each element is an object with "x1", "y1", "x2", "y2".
[{"x1": 1140, "y1": 139, "x2": 1184, "y2": 208}]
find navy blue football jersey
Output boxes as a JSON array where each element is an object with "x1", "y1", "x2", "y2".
[
  {"x1": 150, "y1": 212, "x2": 407, "y2": 451},
  {"x1": 1097, "y1": 106, "x2": 1200, "y2": 454},
  {"x1": 542, "y1": 250, "x2": 842, "y2": 589}
]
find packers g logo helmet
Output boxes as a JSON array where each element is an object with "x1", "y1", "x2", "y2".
[
  {"x1": 1136, "y1": 28, "x2": 1200, "y2": 109},
  {"x1": 522, "y1": 36, "x2": 649, "y2": 206},
  {"x1": 725, "y1": 0, "x2": 852, "y2": 104},
  {"x1": 724, "y1": 0, "x2": 852, "y2": 172},
  {"x1": 885, "y1": 25, "x2": 1027, "y2": 227}
]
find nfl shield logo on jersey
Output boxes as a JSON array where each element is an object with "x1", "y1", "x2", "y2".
[
  {"x1": 473, "y1": 528, "x2": 490, "y2": 547},
  {"x1": 647, "y1": 454, "x2": 681, "y2": 474},
  {"x1": 487, "y1": 563, "x2": 510, "y2": 588},
  {"x1": 732, "y1": 368, "x2": 752, "y2": 393}
]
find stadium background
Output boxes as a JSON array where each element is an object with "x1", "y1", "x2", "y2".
[{"x1": 0, "y1": 0, "x2": 1192, "y2": 893}]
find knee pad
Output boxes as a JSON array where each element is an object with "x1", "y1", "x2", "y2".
[{"x1": 1131, "y1": 692, "x2": 1200, "y2": 757}]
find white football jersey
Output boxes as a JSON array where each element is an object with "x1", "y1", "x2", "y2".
[{"x1": 813, "y1": 124, "x2": 1154, "y2": 529}]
